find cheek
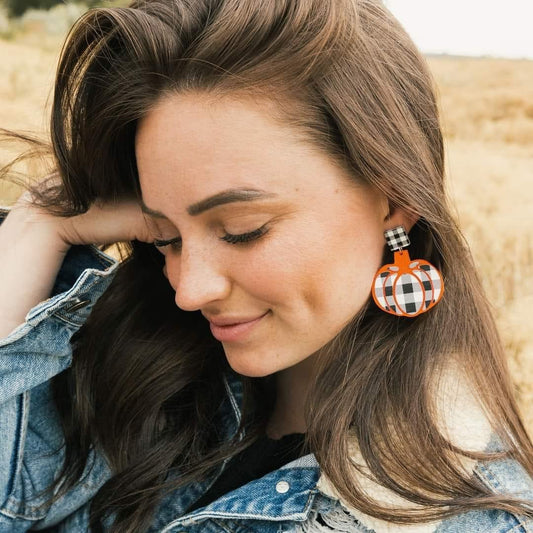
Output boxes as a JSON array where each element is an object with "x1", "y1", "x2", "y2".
[
  {"x1": 230, "y1": 210, "x2": 385, "y2": 314},
  {"x1": 234, "y1": 247, "x2": 307, "y2": 302},
  {"x1": 231, "y1": 236, "x2": 375, "y2": 310},
  {"x1": 298, "y1": 223, "x2": 385, "y2": 312}
]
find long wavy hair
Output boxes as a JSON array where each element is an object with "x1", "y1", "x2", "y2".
[{"x1": 16, "y1": 0, "x2": 533, "y2": 531}]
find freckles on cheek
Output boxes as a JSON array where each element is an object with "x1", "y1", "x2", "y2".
[
  {"x1": 240, "y1": 255, "x2": 288, "y2": 299},
  {"x1": 242, "y1": 246, "x2": 308, "y2": 301}
]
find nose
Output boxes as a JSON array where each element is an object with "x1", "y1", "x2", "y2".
[{"x1": 164, "y1": 245, "x2": 231, "y2": 312}]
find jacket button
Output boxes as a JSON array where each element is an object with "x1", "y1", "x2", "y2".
[{"x1": 276, "y1": 480, "x2": 290, "y2": 493}]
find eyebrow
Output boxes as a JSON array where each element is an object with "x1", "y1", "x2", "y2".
[{"x1": 140, "y1": 188, "x2": 276, "y2": 218}]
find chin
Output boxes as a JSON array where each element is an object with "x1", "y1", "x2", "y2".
[
  {"x1": 226, "y1": 359, "x2": 277, "y2": 378},
  {"x1": 223, "y1": 349, "x2": 283, "y2": 378}
]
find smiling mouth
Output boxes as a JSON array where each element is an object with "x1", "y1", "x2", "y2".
[{"x1": 207, "y1": 312, "x2": 269, "y2": 343}]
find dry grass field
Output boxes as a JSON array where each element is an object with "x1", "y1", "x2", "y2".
[{"x1": 1, "y1": 29, "x2": 532, "y2": 433}]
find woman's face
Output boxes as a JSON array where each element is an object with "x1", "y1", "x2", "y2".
[{"x1": 136, "y1": 93, "x2": 399, "y2": 377}]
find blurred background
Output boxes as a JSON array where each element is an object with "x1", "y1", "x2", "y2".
[{"x1": 1, "y1": 1, "x2": 532, "y2": 432}]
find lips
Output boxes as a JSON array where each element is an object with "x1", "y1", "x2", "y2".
[{"x1": 206, "y1": 312, "x2": 269, "y2": 343}]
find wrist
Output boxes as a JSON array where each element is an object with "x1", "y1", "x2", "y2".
[{"x1": 3, "y1": 203, "x2": 72, "y2": 255}]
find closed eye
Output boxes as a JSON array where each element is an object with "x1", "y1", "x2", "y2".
[
  {"x1": 221, "y1": 225, "x2": 268, "y2": 244},
  {"x1": 153, "y1": 236, "x2": 182, "y2": 250},
  {"x1": 153, "y1": 224, "x2": 268, "y2": 250}
]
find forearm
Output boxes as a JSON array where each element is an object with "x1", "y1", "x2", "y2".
[
  {"x1": 0, "y1": 192, "x2": 154, "y2": 339},
  {"x1": 0, "y1": 207, "x2": 70, "y2": 338}
]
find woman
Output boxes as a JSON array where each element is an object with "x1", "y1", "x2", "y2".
[{"x1": 1, "y1": 0, "x2": 532, "y2": 531}]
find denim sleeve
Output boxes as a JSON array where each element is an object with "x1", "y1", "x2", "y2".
[
  {"x1": 0, "y1": 207, "x2": 118, "y2": 527},
  {"x1": 0, "y1": 206, "x2": 118, "y2": 403}
]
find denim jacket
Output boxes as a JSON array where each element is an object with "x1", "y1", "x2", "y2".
[{"x1": 1, "y1": 208, "x2": 533, "y2": 533}]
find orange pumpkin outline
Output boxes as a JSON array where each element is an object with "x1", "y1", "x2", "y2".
[{"x1": 372, "y1": 250, "x2": 444, "y2": 317}]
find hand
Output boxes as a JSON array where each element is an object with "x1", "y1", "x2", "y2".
[
  {"x1": 0, "y1": 191, "x2": 156, "y2": 338},
  {"x1": 12, "y1": 191, "x2": 154, "y2": 252},
  {"x1": 56, "y1": 198, "x2": 154, "y2": 248}
]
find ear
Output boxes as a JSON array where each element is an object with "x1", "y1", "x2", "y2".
[{"x1": 383, "y1": 203, "x2": 418, "y2": 233}]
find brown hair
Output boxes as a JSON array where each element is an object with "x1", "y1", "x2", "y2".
[{"x1": 17, "y1": 0, "x2": 533, "y2": 531}]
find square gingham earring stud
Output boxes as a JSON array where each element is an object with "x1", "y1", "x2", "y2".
[{"x1": 371, "y1": 225, "x2": 444, "y2": 317}]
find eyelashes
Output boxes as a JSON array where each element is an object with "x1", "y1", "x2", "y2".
[
  {"x1": 153, "y1": 225, "x2": 268, "y2": 250},
  {"x1": 153, "y1": 236, "x2": 182, "y2": 249},
  {"x1": 220, "y1": 225, "x2": 268, "y2": 244}
]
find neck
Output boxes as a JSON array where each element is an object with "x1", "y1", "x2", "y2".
[{"x1": 265, "y1": 354, "x2": 318, "y2": 440}]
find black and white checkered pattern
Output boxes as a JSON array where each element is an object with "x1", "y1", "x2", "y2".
[
  {"x1": 373, "y1": 261, "x2": 442, "y2": 316},
  {"x1": 418, "y1": 262, "x2": 443, "y2": 305},
  {"x1": 392, "y1": 273, "x2": 427, "y2": 314},
  {"x1": 384, "y1": 226, "x2": 410, "y2": 252}
]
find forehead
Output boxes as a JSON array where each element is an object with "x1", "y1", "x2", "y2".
[
  {"x1": 135, "y1": 92, "x2": 356, "y2": 210},
  {"x1": 135, "y1": 91, "x2": 306, "y2": 163}
]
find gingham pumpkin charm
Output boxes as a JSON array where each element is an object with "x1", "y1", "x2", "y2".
[{"x1": 371, "y1": 226, "x2": 444, "y2": 317}]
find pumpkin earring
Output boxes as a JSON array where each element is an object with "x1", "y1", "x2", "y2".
[{"x1": 371, "y1": 226, "x2": 444, "y2": 317}]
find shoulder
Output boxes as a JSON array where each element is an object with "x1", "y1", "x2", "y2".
[
  {"x1": 314, "y1": 362, "x2": 533, "y2": 532},
  {"x1": 316, "y1": 455, "x2": 533, "y2": 533}
]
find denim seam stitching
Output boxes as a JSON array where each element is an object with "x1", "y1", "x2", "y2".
[
  {"x1": 475, "y1": 462, "x2": 502, "y2": 491},
  {"x1": 212, "y1": 517, "x2": 253, "y2": 532},
  {"x1": 506, "y1": 524, "x2": 528, "y2": 532},
  {"x1": 476, "y1": 462, "x2": 533, "y2": 533},
  {"x1": 0, "y1": 392, "x2": 29, "y2": 514},
  {"x1": 0, "y1": 392, "x2": 50, "y2": 520},
  {"x1": 0, "y1": 507, "x2": 38, "y2": 521},
  {"x1": 160, "y1": 490, "x2": 316, "y2": 531},
  {"x1": 45, "y1": 270, "x2": 115, "y2": 325}
]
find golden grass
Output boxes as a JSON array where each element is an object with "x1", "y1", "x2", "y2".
[
  {"x1": 430, "y1": 57, "x2": 533, "y2": 148},
  {"x1": 1, "y1": 36, "x2": 532, "y2": 433},
  {"x1": 428, "y1": 57, "x2": 533, "y2": 432}
]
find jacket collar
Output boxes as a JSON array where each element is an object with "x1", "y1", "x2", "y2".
[
  {"x1": 157, "y1": 371, "x2": 321, "y2": 529},
  {"x1": 161, "y1": 456, "x2": 320, "y2": 530}
]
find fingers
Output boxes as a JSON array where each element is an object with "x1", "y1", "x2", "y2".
[
  {"x1": 58, "y1": 199, "x2": 154, "y2": 246},
  {"x1": 12, "y1": 185, "x2": 155, "y2": 248}
]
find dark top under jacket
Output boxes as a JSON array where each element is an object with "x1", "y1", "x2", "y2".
[{"x1": 187, "y1": 432, "x2": 307, "y2": 513}]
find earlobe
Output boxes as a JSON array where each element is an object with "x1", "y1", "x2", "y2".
[{"x1": 384, "y1": 205, "x2": 418, "y2": 233}]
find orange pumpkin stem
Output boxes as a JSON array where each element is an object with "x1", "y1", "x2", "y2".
[{"x1": 393, "y1": 249, "x2": 412, "y2": 268}]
